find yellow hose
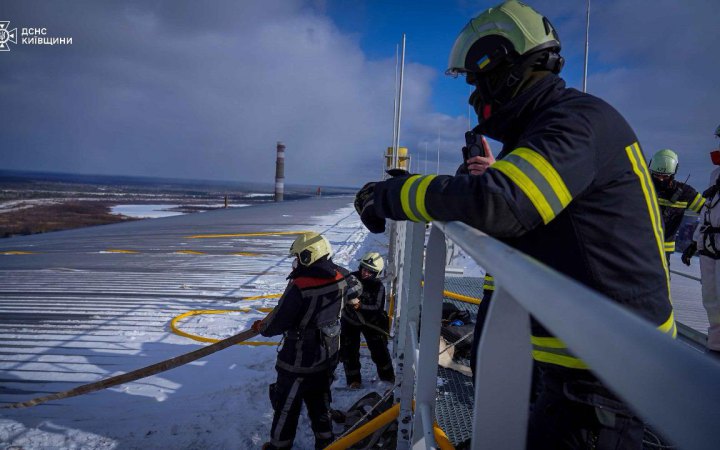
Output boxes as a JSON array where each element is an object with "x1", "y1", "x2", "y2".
[
  {"x1": 323, "y1": 402, "x2": 455, "y2": 450},
  {"x1": 170, "y1": 309, "x2": 278, "y2": 346}
]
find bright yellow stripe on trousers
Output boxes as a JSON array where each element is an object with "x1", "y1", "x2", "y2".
[
  {"x1": 415, "y1": 175, "x2": 436, "y2": 222},
  {"x1": 492, "y1": 161, "x2": 554, "y2": 224},
  {"x1": 400, "y1": 175, "x2": 422, "y2": 222}
]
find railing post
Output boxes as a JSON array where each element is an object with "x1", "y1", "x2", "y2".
[
  {"x1": 472, "y1": 286, "x2": 532, "y2": 450},
  {"x1": 412, "y1": 225, "x2": 446, "y2": 447},
  {"x1": 395, "y1": 222, "x2": 426, "y2": 450}
]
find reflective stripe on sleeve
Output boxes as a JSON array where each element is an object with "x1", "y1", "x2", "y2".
[
  {"x1": 657, "y1": 198, "x2": 688, "y2": 209},
  {"x1": 664, "y1": 241, "x2": 676, "y2": 252},
  {"x1": 490, "y1": 147, "x2": 572, "y2": 224},
  {"x1": 689, "y1": 193, "x2": 705, "y2": 213},
  {"x1": 399, "y1": 175, "x2": 436, "y2": 222}
]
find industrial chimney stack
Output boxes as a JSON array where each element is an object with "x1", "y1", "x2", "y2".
[{"x1": 275, "y1": 141, "x2": 285, "y2": 202}]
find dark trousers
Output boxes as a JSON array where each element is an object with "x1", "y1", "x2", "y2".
[
  {"x1": 527, "y1": 369, "x2": 644, "y2": 450},
  {"x1": 340, "y1": 321, "x2": 394, "y2": 384},
  {"x1": 267, "y1": 370, "x2": 334, "y2": 450}
]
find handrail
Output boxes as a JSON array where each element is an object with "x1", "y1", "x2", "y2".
[
  {"x1": 670, "y1": 268, "x2": 702, "y2": 282},
  {"x1": 395, "y1": 220, "x2": 720, "y2": 450}
]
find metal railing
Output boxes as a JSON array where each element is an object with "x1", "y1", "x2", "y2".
[{"x1": 391, "y1": 221, "x2": 720, "y2": 450}]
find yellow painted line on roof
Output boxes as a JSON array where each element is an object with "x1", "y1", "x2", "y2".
[
  {"x1": 241, "y1": 293, "x2": 282, "y2": 301},
  {"x1": 186, "y1": 231, "x2": 312, "y2": 239},
  {"x1": 1, "y1": 251, "x2": 36, "y2": 255},
  {"x1": 175, "y1": 250, "x2": 207, "y2": 255},
  {"x1": 105, "y1": 249, "x2": 139, "y2": 254},
  {"x1": 231, "y1": 252, "x2": 263, "y2": 257},
  {"x1": 170, "y1": 308, "x2": 278, "y2": 346}
]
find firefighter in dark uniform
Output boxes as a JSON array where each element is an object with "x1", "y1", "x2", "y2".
[
  {"x1": 648, "y1": 149, "x2": 705, "y2": 262},
  {"x1": 354, "y1": 1, "x2": 675, "y2": 448},
  {"x1": 253, "y1": 232, "x2": 361, "y2": 450},
  {"x1": 340, "y1": 252, "x2": 395, "y2": 388}
]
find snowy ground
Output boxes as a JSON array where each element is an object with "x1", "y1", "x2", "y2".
[{"x1": 0, "y1": 199, "x2": 396, "y2": 449}]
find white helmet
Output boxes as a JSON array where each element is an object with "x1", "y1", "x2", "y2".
[
  {"x1": 289, "y1": 232, "x2": 332, "y2": 267},
  {"x1": 359, "y1": 252, "x2": 384, "y2": 274}
]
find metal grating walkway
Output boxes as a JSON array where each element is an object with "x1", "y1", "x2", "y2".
[{"x1": 434, "y1": 276, "x2": 484, "y2": 446}]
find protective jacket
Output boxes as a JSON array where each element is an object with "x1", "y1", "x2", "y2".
[
  {"x1": 372, "y1": 74, "x2": 675, "y2": 373},
  {"x1": 340, "y1": 271, "x2": 394, "y2": 384},
  {"x1": 693, "y1": 167, "x2": 720, "y2": 350},
  {"x1": 655, "y1": 180, "x2": 704, "y2": 254},
  {"x1": 341, "y1": 271, "x2": 387, "y2": 327},
  {"x1": 261, "y1": 258, "x2": 361, "y2": 375}
]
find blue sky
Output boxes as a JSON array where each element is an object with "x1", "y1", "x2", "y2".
[{"x1": 1, "y1": 0, "x2": 718, "y2": 187}]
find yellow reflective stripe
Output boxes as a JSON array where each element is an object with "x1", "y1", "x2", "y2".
[
  {"x1": 531, "y1": 336, "x2": 588, "y2": 369},
  {"x1": 492, "y1": 160, "x2": 555, "y2": 224},
  {"x1": 657, "y1": 311, "x2": 677, "y2": 338},
  {"x1": 689, "y1": 193, "x2": 705, "y2": 213},
  {"x1": 532, "y1": 350, "x2": 590, "y2": 370},
  {"x1": 400, "y1": 175, "x2": 422, "y2": 222},
  {"x1": 531, "y1": 335, "x2": 566, "y2": 348},
  {"x1": 625, "y1": 142, "x2": 671, "y2": 301},
  {"x1": 415, "y1": 175, "x2": 436, "y2": 222},
  {"x1": 657, "y1": 198, "x2": 688, "y2": 209},
  {"x1": 492, "y1": 147, "x2": 572, "y2": 225},
  {"x1": 482, "y1": 274, "x2": 495, "y2": 291},
  {"x1": 513, "y1": 147, "x2": 572, "y2": 206},
  {"x1": 664, "y1": 241, "x2": 676, "y2": 252}
]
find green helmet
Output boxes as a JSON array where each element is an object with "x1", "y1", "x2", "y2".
[
  {"x1": 649, "y1": 149, "x2": 679, "y2": 176},
  {"x1": 446, "y1": 0, "x2": 562, "y2": 77},
  {"x1": 289, "y1": 232, "x2": 332, "y2": 267},
  {"x1": 359, "y1": 252, "x2": 384, "y2": 274}
]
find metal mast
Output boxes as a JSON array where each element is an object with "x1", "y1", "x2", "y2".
[{"x1": 582, "y1": 0, "x2": 591, "y2": 93}]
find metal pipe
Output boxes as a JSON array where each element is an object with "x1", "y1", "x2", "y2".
[
  {"x1": 393, "y1": 34, "x2": 406, "y2": 169},
  {"x1": 392, "y1": 44, "x2": 400, "y2": 169},
  {"x1": 274, "y1": 141, "x2": 285, "y2": 202}
]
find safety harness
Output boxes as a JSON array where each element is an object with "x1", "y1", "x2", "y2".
[{"x1": 699, "y1": 191, "x2": 720, "y2": 259}]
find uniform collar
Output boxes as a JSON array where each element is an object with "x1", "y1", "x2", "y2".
[{"x1": 477, "y1": 74, "x2": 566, "y2": 143}]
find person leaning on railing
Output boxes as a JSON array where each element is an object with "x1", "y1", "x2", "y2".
[{"x1": 354, "y1": 1, "x2": 675, "y2": 448}]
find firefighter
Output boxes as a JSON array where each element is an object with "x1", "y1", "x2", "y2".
[
  {"x1": 648, "y1": 149, "x2": 705, "y2": 263},
  {"x1": 682, "y1": 127, "x2": 720, "y2": 355},
  {"x1": 354, "y1": 1, "x2": 674, "y2": 448},
  {"x1": 253, "y1": 232, "x2": 361, "y2": 450},
  {"x1": 340, "y1": 252, "x2": 395, "y2": 388}
]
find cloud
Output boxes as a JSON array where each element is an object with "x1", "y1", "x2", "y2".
[{"x1": 0, "y1": 0, "x2": 462, "y2": 186}]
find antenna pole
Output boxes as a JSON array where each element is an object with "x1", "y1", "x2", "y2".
[{"x1": 582, "y1": 0, "x2": 591, "y2": 93}]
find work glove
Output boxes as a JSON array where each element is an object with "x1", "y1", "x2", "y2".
[
  {"x1": 251, "y1": 319, "x2": 264, "y2": 333},
  {"x1": 355, "y1": 182, "x2": 385, "y2": 233},
  {"x1": 681, "y1": 242, "x2": 697, "y2": 266}
]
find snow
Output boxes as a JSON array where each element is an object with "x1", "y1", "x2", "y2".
[
  {"x1": 0, "y1": 205, "x2": 395, "y2": 449},
  {"x1": 111, "y1": 204, "x2": 186, "y2": 218}
]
